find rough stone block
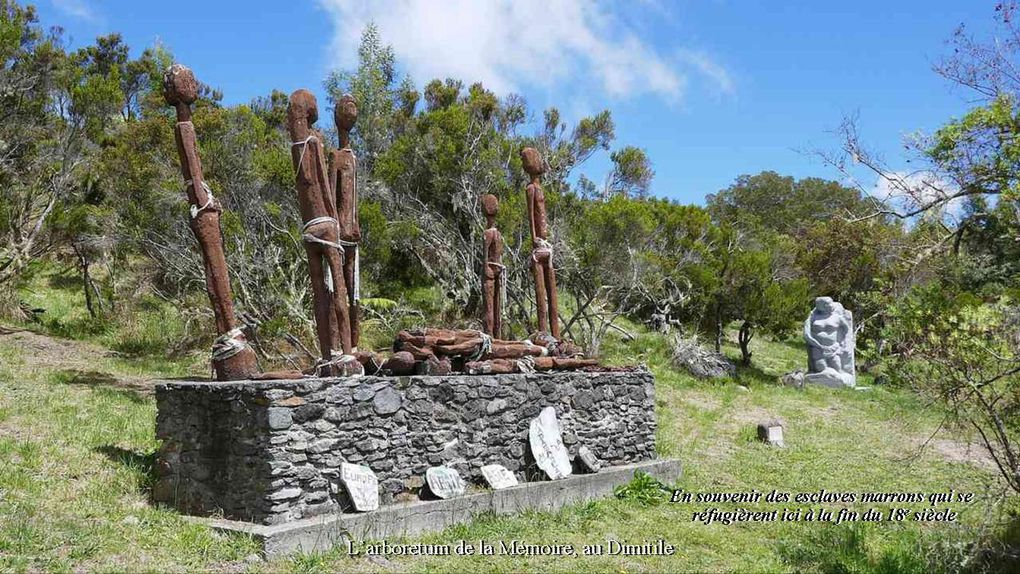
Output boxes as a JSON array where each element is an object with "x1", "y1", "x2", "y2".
[{"x1": 154, "y1": 370, "x2": 657, "y2": 525}]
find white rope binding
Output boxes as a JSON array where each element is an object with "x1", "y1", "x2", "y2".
[
  {"x1": 523, "y1": 338, "x2": 549, "y2": 356},
  {"x1": 516, "y1": 355, "x2": 537, "y2": 374},
  {"x1": 532, "y1": 237, "x2": 554, "y2": 262},
  {"x1": 184, "y1": 179, "x2": 216, "y2": 219},
  {"x1": 316, "y1": 351, "x2": 364, "y2": 378},
  {"x1": 470, "y1": 331, "x2": 493, "y2": 361},
  {"x1": 301, "y1": 216, "x2": 347, "y2": 249},
  {"x1": 291, "y1": 134, "x2": 319, "y2": 172},
  {"x1": 211, "y1": 327, "x2": 247, "y2": 362},
  {"x1": 301, "y1": 216, "x2": 358, "y2": 293},
  {"x1": 352, "y1": 245, "x2": 360, "y2": 301}
]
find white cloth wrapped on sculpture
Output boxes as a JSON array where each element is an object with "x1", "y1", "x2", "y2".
[{"x1": 803, "y1": 296, "x2": 856, "y2": 388}]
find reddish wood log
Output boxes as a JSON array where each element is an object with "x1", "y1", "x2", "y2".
[
  {"x1": 465, "y1": 359, "x2": 518, "y2": 375},
  {"x1": 533, "y1": 357, "x2": 599, "y2": 370},
  {"x1": 381, "y1": 351, "x2": 416, "y2": 375},
  {"x1": 415, "y1": 356, "x2": 452, "y2": 375},
  {"x1": 394, "y1": 340, "x2": 437, "y2": 361},
  {"x1": 398, "y1": 328, "x2": 475, "y2": 346},
  {"x1": 395, "y1": 329, "x2": 457, "y2": 348},
  {"x1": 433, "y1": 339, "x2": 486, "y2": 356},
  {"x1": 163, "y1": 64, "x2": 257, "y2": 381},
  {"x1": 485, "y1": 341, "x2": 548, "y2": 359}
]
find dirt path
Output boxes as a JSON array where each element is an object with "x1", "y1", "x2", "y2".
[{"x1": 0, "y1": 327, "x2": 156, "y2": 397}]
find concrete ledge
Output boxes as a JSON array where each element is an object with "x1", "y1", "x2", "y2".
[{"x1": 200, "y1": 458, "x2": 681, "y2": 558}]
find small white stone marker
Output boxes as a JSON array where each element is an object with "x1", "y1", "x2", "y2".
[
  {"x1": 757, "y1": 420, "x2": 785, "y2": 448},
  {"x1": 529, "y1": 406, "x2": 572, "y2": 480},
  {"x1": 481, "y1": 464, "x2": 519, "y2": 489},
  {"x1": 577, "y1": 445, "x2": 602, "y2": 473},
  {"x1": 339, "y1": 462, "x2": 379, "y2": 511},
  {"x1": 425, "y1": 466, "x2": 466, "y2": 499}
]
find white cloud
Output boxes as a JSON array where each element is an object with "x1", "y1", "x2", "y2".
[
  {"x1": 678, "y1": 49, "x2": 735, "y2": 96},
  {"x1": 317, "y1": 0, "x2": 723, "y2": 102},
  {"x1": 871, "y1": 170, "x2": 965, "y2": 221},
  {"x1": 50, "y1": 0, "x2": 100, "y2": 23}
]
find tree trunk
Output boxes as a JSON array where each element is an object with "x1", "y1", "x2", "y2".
[
  {"x1": 714, "y1": 302, "x2": 723, "y2": 353},
  {"x1": 74, "y1": 245, "x2": 97, "y2": 319},
  {"x1": 738, "y1": 320, "x2": 754, "y2": 366}
]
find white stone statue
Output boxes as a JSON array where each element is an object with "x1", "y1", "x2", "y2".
[{"x1": 803, "y1": 297, "x2": 856, "y2": 388}]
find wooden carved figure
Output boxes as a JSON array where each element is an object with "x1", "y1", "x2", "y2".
[
  {"x1": 163, "y1": 64, "x2": 257, "y2": 381},
  {"x1": 480, "y1": 194, "x2": 504, "y2": 337},
  {"x1": 287, "y1": 89, "x2": 360, "y2": 376},
  {"x1": 329, "y1": 94, "x2": 361, "y2": 349},
  {"x1": 521, "y1": 147, "x2": 560, "y2": 338}
]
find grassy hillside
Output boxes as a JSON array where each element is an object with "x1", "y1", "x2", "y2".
[{"x1": 0, "y1": 266, "x2": 1012, "y2": 573}]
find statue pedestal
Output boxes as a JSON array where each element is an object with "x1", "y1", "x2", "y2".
[
  {"x1": 804, "y1": 370, "x2": 855, "y2": 389},
  {"x1": 153, "y1": 370, "x2": 657, "y2": 525}
]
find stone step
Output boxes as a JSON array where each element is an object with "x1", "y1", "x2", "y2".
[{"x1": 198, "y1": 458, "x2": 681, "y2": 558}]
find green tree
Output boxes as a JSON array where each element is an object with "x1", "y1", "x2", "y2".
[
  {"x1": 707, "y1": 171, "x2": 871, "y2": 237},
  {"x1": 560, "y1": 196, "x2": 717, "y2": 354},
  {"x1": 708, "y1": 228, "x2": 809, "y2": 365},
  {"x1": 324, "y1": 23, "x2": 405, "y2": 172}
]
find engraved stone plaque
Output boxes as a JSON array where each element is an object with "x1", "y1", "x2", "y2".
[
  {"x1": 339, "y1": 462, "x2": 379, "y2": 511},
  {"x1": 577, "y1": 445, "x2": 602, "y2": 473},
  {"x1": 529, "y1": 406, "x2": 572, "y2": 480},
  {"x1": 481, "y1": 464, "x2": 519, "y2": 489},
  {"x1": 425, "y1": 466, "x2": 466, "y2": 499}
]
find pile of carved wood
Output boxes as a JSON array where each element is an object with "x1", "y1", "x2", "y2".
[{"x1": 348, "y1": 328, "x2": 599, "y2": 376}]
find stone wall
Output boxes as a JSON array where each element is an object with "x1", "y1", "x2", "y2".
[{"x1": 154, "y1": 370, "x2": 657, "y2": 525}]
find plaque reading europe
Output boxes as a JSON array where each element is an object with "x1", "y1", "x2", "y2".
[
  {"x1": 481, "y1": 464, "x2": 519, "y2": 489},
  {"x1": 529, "y1": 406, "x2": 572, "y2": 480},
  {"x1": 426, "y1": 466, "x2": 466, "y2": 499},
  {"x1": 339, "y1": 462, "x2": 379, "y2": 511}
]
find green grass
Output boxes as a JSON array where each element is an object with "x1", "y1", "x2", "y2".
[
  {"x1": 0, "y1": 341, "x2": 257, "y2": 572},
  {"x1": 14, "y1": 263, "x2": 202, "y2": 359},
  {"x1": 0, "y1": 273, "x2": 1015, "y2": 572}
]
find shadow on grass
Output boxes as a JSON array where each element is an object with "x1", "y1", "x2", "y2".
[
  {"x1": 52, "y1": 369, "x2": 152, "y2": 402},
  {"x1": 94, "y1": 445, "x2": 158, "y2": 495},
  {"x1": 46, "y1": 271, "x2": 82, "y2": 291},
  {"x1": 734, "y1": 362, "x2": 780, "y2": 387}
]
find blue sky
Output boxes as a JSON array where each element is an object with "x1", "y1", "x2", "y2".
[{"x1": 36, "y1": 0, "x2": 997, "y2": 205}]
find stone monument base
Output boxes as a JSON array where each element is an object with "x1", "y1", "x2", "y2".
[
  {"x1": 200, "y1": 459, "x2": 681, "y2": 558},
  {"x1": 154, "y1": 371, "x2": 658, "y2": 525},
  {"x1": 804, "y1": 370, "x2": 855, "y2": 389}
]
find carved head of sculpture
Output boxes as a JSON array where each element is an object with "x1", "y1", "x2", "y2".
[
  {"x1": 520, "y1": 147, "x2": 546, "y2": 179},
  {"x1": 287, "y1": 89, "x2": 318, "y2": 140},
  {"x1": 163, "y1": 64, "x2": 198, "y2": 107},
  {"x1": 335, "y1": 94, "x2": 358, "y2": 134},
  {"x1": 481, "y1": 194, "x2": 498, "y2": 227},
  {"x1": 814, "y1": 296, "x2": 835, "y2": 314}
]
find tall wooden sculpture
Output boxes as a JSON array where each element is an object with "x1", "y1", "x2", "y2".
[
  {"x1": 521, "y1": 147, "x2": 560, "y2": 338},
  {"x1": 329, "y1": 94, "x2": 361, "y2": 350},
  {"x1": 480, "y1": 194, "x2": 504, "y2": 337},
  {"x1": 163, "y1": 64, "x2": 258, "y2": 380},
  {"x1": 287, "y1": 89, "x2": 360, "y2": 376}
]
